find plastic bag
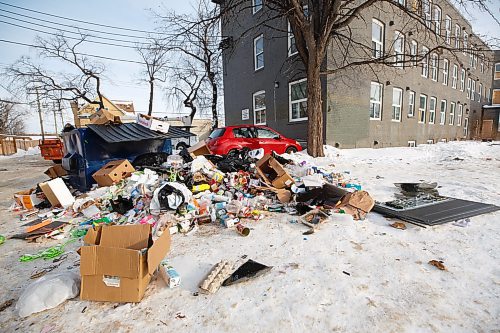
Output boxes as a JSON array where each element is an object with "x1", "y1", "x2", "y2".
[{"x1": 16, "y1": 272, "x2": 80, "y2": 317}]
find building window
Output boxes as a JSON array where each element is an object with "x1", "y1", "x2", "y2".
[
  {"x1": 394, "y1": 31, "x2": 404, "y2": 67},
  {"x1": 479, "y1": 83, "x2": 482, "y2": 101},
  {"x1": 445, "y1": 16, "x2": 452, "y2": 44},
  {"x1": 430, "y1": 53, "x2": 438, "y2": 81},
  {"x1": 460, "y1": 69, "x2": 465, "y2": 91},
  {"x1": 433, "y1": 6, "x2": 441, "y2": 34},
  {"x1": 495, "y1": 63, "x2": 500, "y2": 80},
  {"x1": 287, "y1": 21, "x2": 297, "y2": 57},
  {"x1": 451, "y1": 64, "x2": 458, "y2": 89},
  {"x1": 493, "y1": 89, "x2": 500, "y2": 105},
  {"x1": 455, "y1": 24, "x2": 460, "y2": 49},
  {"x1": 463, "y1": 31, "x2": 468, "y2": 53},
  {"x1": 372, "y1": 19, "x2": 384, "y2": 59},
  {"x1": 370, "y1": 82, "x2": 383, "y2": 120},
  {"x1": 429, "y1": 97, "x2": 436, "y2": 124},
  {"x1": 466, "y1": 78, "x2": 471, "y2": 99},
  {"x1": 395, "y1": 0, "x2": 405, "y2": 5},
  {"x1": 421, "y1": 46, "x2": 429, "y2": 77},
  {"x1": 252, "y1": 0, "x2": 263, "y2": 14},
  {"x1": 473, "y1": 51, "x2": 478, "y2": 69},
  {"x1": 442, "y1": 59, "x2": 449, "y2": 85},
  {"x1": 289, "y1": 79, "x2": 307, "y2": 121},
  {"x1": 480, "y1": 55, "x2": 484, "y2": 73},
  {"x1": 253, "y1": 91, "x2": 266, "y2": 125},
  {"x1": 453, "y1": 102, "x2": 459, "y2": 125},
  {"x1": 422, "y1": 0, "x2": 431, "y2": 28},
  {"x1": 464, "y1": 117, "x2": 468, "y2": 137},
  {"x1": 439, "y1": 99, "x2": 446, "y2": 125},
  {"x1": 410, "y1": 40, "x2": 418, "y2": 66},
  {"x1": 419, "y1": 94, "x2": 427, "y2": 123},
  {"x1": 471, "y1": 79, "x2": 476, "y2": 100},
  {"x1": 254, "y1": 34, "x2": 264, "y2": 71},
  {"x1": 408, "y1": 90, "x2": 415, "y2": 117},
  {"x1": 392, "y1": 88, "x2": 403, "y2": 121},
  {"x1": 457, "y1": 104, "x2": 464, "y2": 126}
]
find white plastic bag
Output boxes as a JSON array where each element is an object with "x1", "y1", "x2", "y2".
[
  {"x1": 248, "y1": 148, "x2": 264, "y2": 160},
  {"x1": 16, "y1": 272, "x2": 80, "y2": 317}
]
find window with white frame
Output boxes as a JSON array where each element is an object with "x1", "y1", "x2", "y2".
[
  {"x1": 253, "y1": 91, "x2": 266, "y2": 125},
  {"x1": 480, "y1": 55, "x2": 484, "y2": 73},
  {"x1": 429, "y1": 97, "x2": 436, "y2": 124},
  {"x1": 254, "y1": 34, "x2": 264, "y2": 70},
  {"x1": 439, "y1": 100, "x2": 446, "y2": 125},
  {"x1": 431, "y1": 53, "x2": 438, "y2": 81},
  {"x1": 448, "y1": 102, "x2": 456, "y2": 125},
  {"x1": 252, "y1": 0, "x2": 263, "y2": 14},
  {"x1": 394, "y1": 31, "x2": 404, "y2": 67},
  {"x1": 289, "y1": 79, "x2": 307, "y2": 121},
  {"x1": 423, "y1": 0, "x2": 431, "y2": 28},
  {"x1": 452, "y1": 64, "x2": 458, "y2": 89},
  {"x1": 433, "y1": 6, "x2": 441, "y2": 34},
  {"x1": 392, "y1": 88, "x2": 403, "y2": 121},
  {"x1": 495, "y1": 63, "x2": 500, "y2": 80},
  {"x1": 479, "y1": 83, "x2": 482, "y2": 101},
  {"x1": 442, "y1": 59, "x2": 449, "y2": 85},
  {"x1": 463, "y1": 31, "x2": 468, "y2": 53},
  {"x1": 473, "y1": 50, "x2": 478, "y2": 68},
  {"x1": 419, "y1": 94, "x2": 427, "y2": 123},
  {"x1": 445, "y1": 16, "x2": 452, "y2": 44},
  {"x1": 459, "y1": 105, "x2": 465, "y2": 125},
  {"x1": 422, "y1": 46, "x2": 429, "y2": 77},
  {"x1": 408, "y1": 90, "x2": 415, "y2": 117},
  {"x1": 464, "y1": 117, "x2": 468, "y2": 136},
  {"x1": 410, "y1": 40, "x2": 418, "y2": 66},
  {"x1": 370, "y1": 82, "x2": 383, "y2": 120},
  {"x1": 455, "y1": 24, "x2": 460, "y2": 49},
  {"x1": 471, "y1": 80, "x2": 476, "y2": 100},
  {"x1": 466, "y1": 78, "x2": 471, "y2": 99},
  {"x1": 287, "y1": 21, "x2": 297, "y2": 57},
  {"x1": 372, "y1": 19, "x2": 384, "y2": 58},
  {"x1": 460, "y1": 69, "x2": 465, "y2": 91}
]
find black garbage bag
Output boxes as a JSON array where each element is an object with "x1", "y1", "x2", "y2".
[
  {"x1": 34, "y1": 199, "x2": 52, "y2": 210},
  {"x1": 271, "y1": 151, "x2": 292, "y2": 165},
  {"x1": 157, "y1": 183, "x2": 190, "y2": 210},
  {"x1": 222, "y1": 259, "x2": 272, "y2": 286},
  {"x1": 205, "y1": 148, "x2": 254, "y2": 172},
  {"x1": 132, "y1": 152, "x2": 170, "y2": 169},
  {"x1": 296, "y1": 183, "x2": 347, "y2": 207},
  {"x1": 111, "y1": 196, "x2": 134, "y2": 214},
  {"x1": 179, "y1": 147, "x2": 193, "y2": 163}
]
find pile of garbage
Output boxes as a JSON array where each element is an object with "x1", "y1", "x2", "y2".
[{"x1": 6, "y1": 146, "x2": 374, "y2": 314}]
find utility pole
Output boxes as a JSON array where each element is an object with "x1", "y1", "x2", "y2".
[
  {"x1": 52, "y1": 101, "x2": 58, "y2": 135},
  {"x1": 35, "y1": 88, "x2": 45, "y2": 141}
]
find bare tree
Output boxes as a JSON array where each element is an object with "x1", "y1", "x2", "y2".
[
  {"x1": 155, "y1": 0, "x2": 222, "y2": 129},
  {"x1": 0, "y1": 101, "x2": 26, "y2": 135},
  {"x1": 136, "y1": 38, "x2": 170, "y2": 116},
  {"x1": 220, "y1": 0, "x2": 498, "y2": 157},
  {"x1": 6, "y1": 33, "x2": 106, "y2": 110}
]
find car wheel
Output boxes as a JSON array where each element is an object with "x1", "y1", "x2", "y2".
[{"x1": 285, "y1": 146, "x2": 297, "y2": 154}]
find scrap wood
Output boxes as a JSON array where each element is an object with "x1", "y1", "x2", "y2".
[{"x1": 428, "y1": 260, "x2": 446, "y2": 271}]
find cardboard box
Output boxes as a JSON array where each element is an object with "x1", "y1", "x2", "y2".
[
  {"x1": 255, "y1": 154, "x2": 294, "y2": 189},
  {"x1": 39, "y1": 178, "x2": 75, "y2": 208},
  {"x1": 92, "y1": 160, "x2": 135, "y2": 187},
  {"x1": 90, "y1": 109, "x2": 122, "y2": 125},
  {"x1": 44, "y1": 165, "x2": 68, "y2": 179},
  {"x1": 136, "y1": 113, "x2": 170, "y2": 134},
  {"x1": 14, "y1": 189, "x2": 42, "y2": 210},
  {"x1": 79, "y1": 224, "x2": 171, "y2": 303},
  {"x1": 335, "y1": 190, "x2": 375, "y2": 220},
  {"x1": 187, "y1": 141, "x2": 211, "y2": 157}
]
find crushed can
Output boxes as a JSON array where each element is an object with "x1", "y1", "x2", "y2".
[{"x1": 236, "y1": 223, "x2": 250, "y2": 236}]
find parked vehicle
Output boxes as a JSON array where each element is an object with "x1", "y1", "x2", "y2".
[{"x1": 206, "y1": 125, "x2": 302, "y2": 155}]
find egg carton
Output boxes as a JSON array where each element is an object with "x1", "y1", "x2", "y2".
[{"x1": 199, "y1": 260, "x2": 233, "y2": 294}]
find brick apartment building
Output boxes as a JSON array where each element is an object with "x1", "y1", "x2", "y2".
[
  {"x1": 478, "y1": 50, "x2": 500, "y2": 141},
  {"x1": 215, "y1": 0, "x2": 494, "y2": 148}
]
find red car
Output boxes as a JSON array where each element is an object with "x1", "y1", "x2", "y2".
[{"x1": 206, "y1": 125, "x2": 303, "y2": 155}]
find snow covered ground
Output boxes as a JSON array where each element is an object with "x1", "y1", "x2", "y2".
[{"x1": 0, "y1": 141, "x2": 499, "y2": 333}]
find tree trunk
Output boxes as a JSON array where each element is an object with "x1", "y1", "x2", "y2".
[
  {"x1": 148, "y1": 79, "x2": 154, "y2": 116},
  {"x1": 208, "y1": 74, "x2": 218, "y2": 130},
  {"x1": 306, "y1": 56, "x2": 324, "y2": 157}
]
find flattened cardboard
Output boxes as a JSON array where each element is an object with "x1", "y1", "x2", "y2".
[
  {"x1": 79, "y1": 224, "x2": 171, "y2": 303},
  {"x1": 336, "y1": 191, "x2": 375, "y2": 220},
  {"x1": 187, "y1": 141, "x2": 211, "y2": 157},
  {"x1": 24, "y1": 218, "x2": 52, "y2": 233},
  {"x1": 256, "y1": 154, "x2": 294, "y2": 189},
  {"x1": 39, "y1": 178, "x2": 75, "y2": 208},
  {"x1": 92, "y1": 159, "x2": 135, "y2": 187},
  {"x1": 99, "y1": 224, "x2": 150, "y2": 250},
  {"x1": 44, "y1": 165, "x2": 67, "y2": 179}
]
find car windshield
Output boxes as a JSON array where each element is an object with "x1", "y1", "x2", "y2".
[
  {"x1": 233, "y1": 127, "x2": 255, "y2": 138},
  {"x1": 209, "y1": 128, "x2": 225, "y2": 139},
  {"x1": 255, "y1": 128, "x2": 279, "y2": 139}
]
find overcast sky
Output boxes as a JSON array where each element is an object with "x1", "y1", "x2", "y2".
[{"x1": 0, "y1": 0, "x2": 498, "y2": 134}]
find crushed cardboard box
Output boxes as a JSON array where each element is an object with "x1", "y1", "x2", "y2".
[
  {"x1": 39, "y1": 178, "x2": 75, "y2": 208},
  {"x1": 89, "y1": 109, "x2": 122, "y2": 125},
  {"x1": 14, "y1": 189, "x2": 42, "y2": 210},
  {"x1": 136, "y1": 114, "x2": 170, "y2": 134},
  {"x1": 256, "y1": 154, "x2": 294, "y2": 189},
  {"x1": 335, "y1": 190, "x2": 375, "y2": 220},
  {"x1": 79, "y1": 224, "x2": 171, "y2": 303},
  {"x1": 92, "y1": 160, "x2": 135, "y2": 187},
  {"x1": 187, "y1": 141, "x2": 211, "y2": 157},
  {"x1": 44, "y1": 165, "x2": 68, "y2": 179}
]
